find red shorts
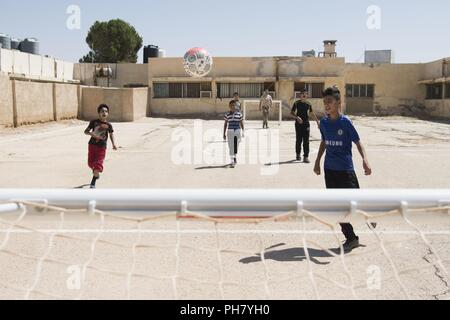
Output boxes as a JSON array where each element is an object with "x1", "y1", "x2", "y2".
[{"x1": 88, "y1": 144, "x2": 107, "y2": 173}]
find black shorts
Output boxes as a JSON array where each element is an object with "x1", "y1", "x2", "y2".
[{"x1": 325, "y1": 169, "x2": 360, "y2": 189}]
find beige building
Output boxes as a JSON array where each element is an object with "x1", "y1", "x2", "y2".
[
  {"x1": 73, "y1": 41, "x2": 450, "y2": 120},
  {"x1": 1, "y1": 41, "x2": 449, "y2": 128}
]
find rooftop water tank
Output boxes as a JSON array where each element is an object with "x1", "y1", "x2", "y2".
[
  {"x1": 20, "y1": 38, "x2": 40, "y2": 55},
  {"x1": 11, "y1": 38, "x2": 21, "y2": 50},
  {"x1": 143, "y1": 45, "x2": 159, "y2": 63},
  {"x1": 0, "y1": 33, "x2": 11, "y2": 50}
]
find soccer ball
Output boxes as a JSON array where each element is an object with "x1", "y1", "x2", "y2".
[{"x1": 183, "y1": 47, "x2": 213, "y2": 78}]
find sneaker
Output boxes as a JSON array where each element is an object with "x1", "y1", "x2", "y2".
[
  {"x1": 296, "y1": 155, "x2": 301, "y2": 161},
  {"x1": 343, "y1": 238, "x2": 360, "y2": 252},
  {"x1": 90, "y1": 185, "x2": 96, "y2": 189},
  {"x1": 303, "y1": 157, "x2": 310, "y2": 164},
  {"x1": 367, "y1": 222, "x2": 378, "y2": 229}
]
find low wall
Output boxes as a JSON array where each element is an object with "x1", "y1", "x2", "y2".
[
  {"x1": 81, "y1": 87, "x2": 148, "y2": 122},
  {"x1": 424, "y1": 100, "x2": 450, "y2": 119},
  {"x1": 14, "y1": 81, "x2": 54, "y2": 125},
  {"x1": 0, "y1": 75, "x2": 79, "y2": 127},
  {"x1": 54, "y1": 83, "x2": 79, "y2": 120},
  {"x1": 0, "y1": 74, "x2": 13, "y2": 126}
]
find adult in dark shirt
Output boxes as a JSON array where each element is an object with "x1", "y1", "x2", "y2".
[{"x1": 291, "y1": 90, "x2": 320, "y2": 163}]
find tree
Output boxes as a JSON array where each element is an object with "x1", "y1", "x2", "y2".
[{"x1": 79, "y1": 19, "x2": 143, "y2": 63}]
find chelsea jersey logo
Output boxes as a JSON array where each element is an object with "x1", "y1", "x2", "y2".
[{"x1": 337, "y1": 129, "x2": 344, "y2": 136}]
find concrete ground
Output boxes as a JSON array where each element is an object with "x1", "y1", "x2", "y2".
[{"x1": 0, "y1": 116, "x2": 449, "y2": 300}]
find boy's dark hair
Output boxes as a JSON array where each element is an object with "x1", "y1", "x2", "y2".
[
  {"x1": 322, "y1": 86, "x2": 341, "y2": 100},
  {"x1": 229, "y1": 100, "x2": 236, "y2": 107},
  {"x1": 233, "y1": 92, "x2": 239, "y2": 96},
  {"x1": 97, "y1": 104, "x2": 110, "y2": 113}
]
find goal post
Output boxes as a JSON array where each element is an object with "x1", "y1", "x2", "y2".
[
  {"x1": 243, "y1": 100, "x2": 284, "y2": 125},
  {"x1": 1, "y1": 189, "x2": 449, "y2": 217},
  {"x1": 1, "y1": 188, "x2": 449, "y2": 300}
]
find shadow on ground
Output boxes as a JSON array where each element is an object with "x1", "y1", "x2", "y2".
[{"x1": 240, "y1": 243, "x2": 363, "y2": 265}]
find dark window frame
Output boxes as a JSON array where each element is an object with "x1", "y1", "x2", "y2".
[
  {"x1": 294, "y1": 82, "x2": 325, "y2": 99},
  {"x1": 153, "y1": 82, "x2": 212, "y2": 99},
  {"x1": 346, "y1": 84, "x2": 375, "y2": 99},
  {"x1": 426, "y1": 83, "x2": 444, "y2": 100}
]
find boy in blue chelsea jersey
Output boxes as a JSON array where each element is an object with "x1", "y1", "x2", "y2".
[{"x1": 314, "y1": 86, "x2": 373, "y2": 252}]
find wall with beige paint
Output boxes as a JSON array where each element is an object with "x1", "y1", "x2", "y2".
[
  {"x1": 81, "y1": 87, "x2": 148, "y2": 122},
  {"x1": 54, "y1": 83, "x2": 79, "y2": 120},
  {"x1": 14, "y1": 81, "x2": 54, "y2": 125},
  {"x1": 344, "y1": 63, "x2": 426, "y2": 115},
  {"x1": 74, "y1": 63, "x2": 148, "y2": 88},
  {"x1": 0, "y1": 74, "x2": 13, "y2": 126},
  {"x1": 424, "y1": 100, "x2": 450, "y2": 118}
]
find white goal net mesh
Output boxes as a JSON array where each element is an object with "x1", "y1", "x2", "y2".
[{"x1": 0, "y1": 189, "x2": 449, "y2": 300}]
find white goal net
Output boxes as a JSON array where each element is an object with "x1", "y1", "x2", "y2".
[
  {"x1": 243, "y1": 100, "x2": 284, "y2": 125},
  {"x1": 0, "y1": 189, "x2": 449, "y2": 300}
]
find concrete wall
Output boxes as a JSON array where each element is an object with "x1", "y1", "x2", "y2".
[
  {"x1": 424, "y1": 99, "x2": 450, "y2": 118},
  {"x1": 423, "y1": 58, "x2": 450, "y2": 79},
  {"x1": 54, "y1": 83, "x2": 79, "y2": 120},
  {"x1": 0, "y1": 49, "x2": 13, "y2": 73},
  {"x1": 0, "y1": 74, "x2": 13, "y2": 126},
  {"x1": 131, "y1": 88, "x2": 149, "y2": 120},
  {"x1": 0, "y1": 48, "x2": 74, "y2": 81},
  {"x1": 73, "y1": 63, "x2": 148, "y2": 87},
  {"x1": 278, "y1": 57, "x2": 345, "y2": 77},
  {"x1": 12, "y1": 51, "x2": 29, "y2": 75},
  {"x1": 81, "y1": 87, "x2": 148, "y2": 122},
  {"x1": 344, "y1": 63, "x2": 426, "y2": 116},
  {"x1": 14, "y1": 81, "x2": 54, "y2": 125}
]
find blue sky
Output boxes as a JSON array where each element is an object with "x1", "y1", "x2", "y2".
[{"x1": 0, "y1": 0, "x2": 449, "y2": 63}]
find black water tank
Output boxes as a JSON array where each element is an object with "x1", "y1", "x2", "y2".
[
  {"x1": 20, "y1": 38, "x2": 40, "y2": 55},
  {"x1": 11, "y1": 38, "x2": 21, "y2": 50},
  {"x1": 143, "y1": 45, "x2": 159, "y2": 63},
  {"x1": 0, "y1": 33, "x2": 11, "y2": 50}
]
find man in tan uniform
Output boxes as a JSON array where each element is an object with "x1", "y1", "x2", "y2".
[{"x1": 259, "y1": 90, "x2": 273, "y2": 129}]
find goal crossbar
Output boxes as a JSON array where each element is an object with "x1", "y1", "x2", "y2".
[{"x1": 0, "y1": 189, "x2": 449, "y2": 217}]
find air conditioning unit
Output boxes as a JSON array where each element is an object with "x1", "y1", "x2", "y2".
[{"x1": 200, "y1": 91, "x2": 212, "y2": 98}]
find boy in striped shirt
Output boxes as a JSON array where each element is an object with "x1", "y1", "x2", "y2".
[{"x1": 224, "y1": 100, "x2": 245, "y2": 168}]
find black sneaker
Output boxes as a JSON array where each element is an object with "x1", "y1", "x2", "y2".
[
  {"x1": 90, "y1": 185, "x2": 96, "y2": 189},
  {"x1": 343, "y1": 238, "x2": 360, "y2": 252},
  {"x1": 367, "y1": 222, "x2": 378, "y2": 229},
  {"x1": 303, "y1": 157, "x2": 310, "y2": 164},
  {"x1": 296, "y1": 155, "x2": 301, "y2": 161}
]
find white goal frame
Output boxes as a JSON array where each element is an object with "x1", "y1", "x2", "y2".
[
  {"x1": 243, "y1": 100, "x2": 284, "y2": 126},
  {"x1": 0, "y1": 189, "x2": 449, "y2": 217}
]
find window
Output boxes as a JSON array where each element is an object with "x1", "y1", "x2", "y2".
[
  {"x1": 346, "y1": 84, "x2": 375, "y2": 98},
  {"x1": 294, "y1": 82, "x2": 324, "y2": 98},
  {"x1": 426, "y1": 84, "x2": 443, "y2": 100},
  {"x1": 446, "y1": 83, "x2": 450, "y2": 99},
  {"x1": 154, "y1": 82, "x2": 211, "y2": 98},
  {"x1": 217, "y1": 83, "x2": 265, "y2": 99}
]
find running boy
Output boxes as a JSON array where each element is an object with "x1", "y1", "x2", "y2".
[
  {"x1": 314, "y1": 87, "x2": 372, "y2": 252},
  {"x1": 84, "y1": 104, "x2": 118, "y2": 188},
  {"x1": 224, "y1": 100, "x2": 245, "y2": 168}
]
